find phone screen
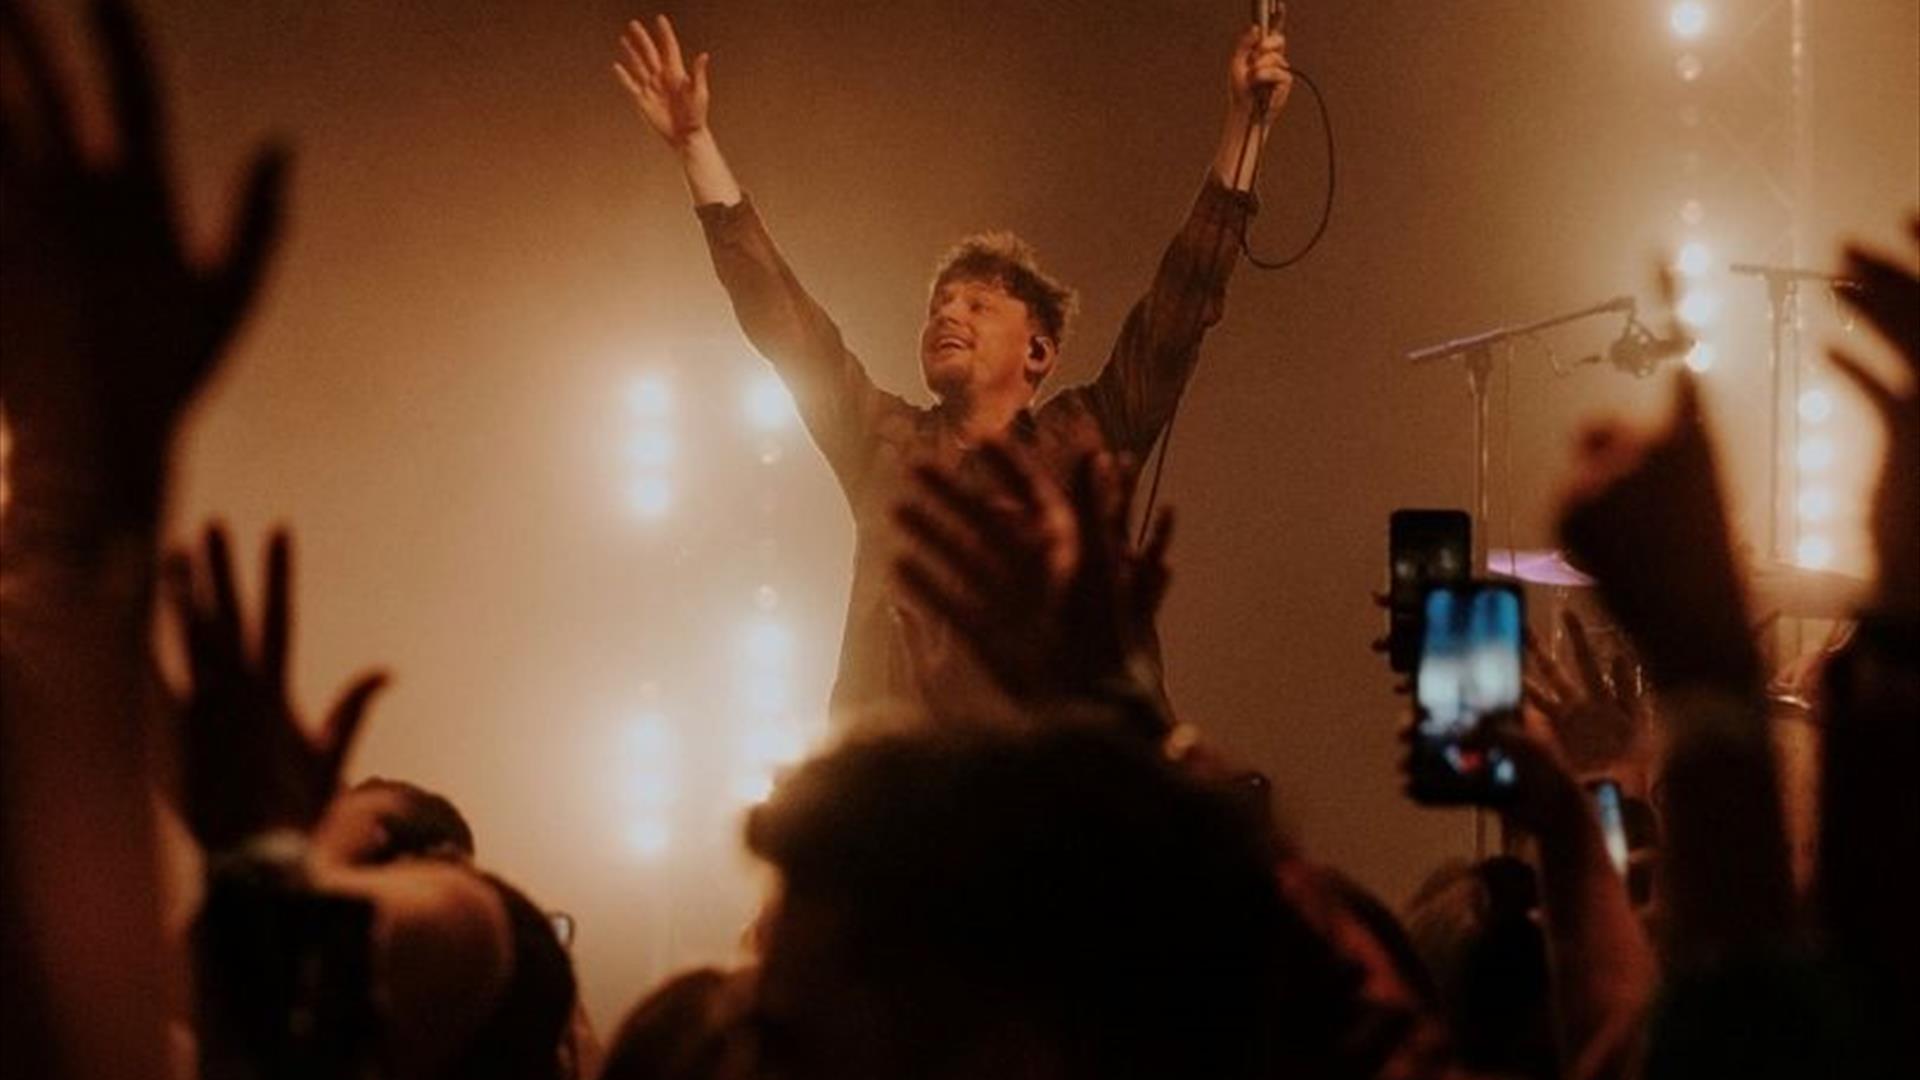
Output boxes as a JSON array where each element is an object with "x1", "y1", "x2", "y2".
[
  {"x1": 1588, "y1": 781, "x2": 1629, "y2": 876},
  {"x1": 1388, "y1": 510, "x2": 1472, "y2": 672},
  {"x1": 1411, "y1": 581, "x2": 1522, "y2": 802}
]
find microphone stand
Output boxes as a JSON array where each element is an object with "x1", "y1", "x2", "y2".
[
  {"x1": 1406, "y1": 295, "x2": 1633, "y2": 862},
  {"x1": 1727, "y1": 262, "x2": 1858, "y2": 565},
  {"x1": 1729, "y1": 261, "x2": 1859, "y2": 665},
  {"x1": 1406, "y1": 295, "x2": 1635, "y2": 574}
]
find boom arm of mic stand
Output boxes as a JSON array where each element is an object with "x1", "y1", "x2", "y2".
[{"x1": 1404, "y1": 295, "x2": 1635, "y2": 366}]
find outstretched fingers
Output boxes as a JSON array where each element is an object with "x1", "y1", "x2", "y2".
[
  {"x1": 259, "y1": 528, "x2": 292, "y2": 697},
  {"x1": 320, "y1": 672, "x2": 389, "y2": 779},
  {"x1": 1839, "y1": 242, "x2": 1920, "y2": 369},
  {"x1": 209, "y1": 145, "x2": 289, "y2": 346},
  {"x1": 654, "y1": 13, "x2": 687, "y2": 81},
  {"x1": 91, "y1": 0, "x2": 166, "y2": 182},
  {"x1": 0, "y1": 0, "x2": 78, "y2": 167}
]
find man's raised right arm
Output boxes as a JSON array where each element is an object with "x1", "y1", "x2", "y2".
[{"x1": 614, "y1": 15, "x2": 893, "y2": 487}]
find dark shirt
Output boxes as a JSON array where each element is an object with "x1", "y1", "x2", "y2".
[{"x1": 696, "y1": 177, "x2": 1256, "y2": 723}]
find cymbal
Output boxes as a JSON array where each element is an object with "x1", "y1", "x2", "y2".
[
  {"x1": 1747, "y1": 562, "x2": 1868, "y2": 619},
  {"x1": 1488, "y1": 548, "x2": 1594, "y2": 588}
]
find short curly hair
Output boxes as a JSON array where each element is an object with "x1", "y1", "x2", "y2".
[{"x1": 930, "y1": 231, "x2": 1079, "y2": 346}]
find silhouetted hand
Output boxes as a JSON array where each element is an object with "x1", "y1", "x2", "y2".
[
  {"x1": 0, "y1": 0, "x2": 287, "y2": 497},
  {"x1": 893, "y1": 445, "x2": 1173, "y2": 705},
  {"x1": 1828, "y1": 218, "x2": 1919, "y2": 615},
  {"x1": 1556, "y1": 376, "x2": 1760, "y2": 696},
  {"x1": 165, "y1": 524, "x2": 387, "y2": 851},
  {"x1": 1525, "y1": 612, "x2": 1651, "y2": 777}
]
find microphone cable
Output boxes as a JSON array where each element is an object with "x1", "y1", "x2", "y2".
[{"x1": 1134, "y1": 60, "x2": 1335, "y2": 546}]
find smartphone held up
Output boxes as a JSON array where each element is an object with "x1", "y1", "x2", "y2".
[{"x1": 1408, "y1": 580, "x2": 1525, "y2": 805}]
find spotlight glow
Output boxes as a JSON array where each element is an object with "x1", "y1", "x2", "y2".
[
  {"x1": 743, "y1": 672, "x2": 790, "y2": 714},
  {"x1": 1796, "y1": 488, "x2": 1835, "y2": 523},
  {"x1": 626, "y1": 375, "x2": 673, "y2": 418},
  {"x1": 627, "y1": 818, "x2": 672, "y2": 859},
  {"x1": 1677, "y1": 291, "x2": 1719, "y2": 327},
  {"x1": 741, "y1": 722, "x2": 806, "y2": 766},
  {"x1": 1676, "y1": 53, "x2": 1704, "y2": 82},
  {"x1": 626, "y1": 429, "x2": 676, "y2": 466},
  {"x1": 1676, "y1": 241, "x2": 1713, "y2": 277},
  {"x1": 1795, "y1": 535, "x2": 1834, "y2": 569},
  {"x1": 743, "y1": 374, "x2": 796, "y2": 431},
  {"x1": 742, "y1": 618, "x2": 793, "y2": 667},
  {"x1": 629, "y1": 475, "x2": 673, "y2": 518},
  {"x1": 1684, "y1": 342, "x2": 1717, "y2": 373},
  {"x1": 731, "y1": 769, "x2": 776, "y2": 806},
  {"x1": 1670, "y1": 2, "x2": 1708, "y2": 40},
  {"x1": 1796, "y1": 437, "x2": 1835, "y2": 473},
  {"x1": 1797, "y1": 389, "x2": 1834, "y2": 423}
]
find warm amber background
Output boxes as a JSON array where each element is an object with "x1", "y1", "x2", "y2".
[{"x1": 26, "y1": 0, "x2": 1917, "y2": 1032}]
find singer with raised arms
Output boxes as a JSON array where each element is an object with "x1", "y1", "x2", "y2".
[{"x1": 614, "y1": 13, "x2": 1293, "y2": 725}]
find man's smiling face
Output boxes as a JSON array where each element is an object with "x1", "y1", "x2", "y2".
[{"x1": 919, "y1": 276, "x2": 1041, "y2": 403}]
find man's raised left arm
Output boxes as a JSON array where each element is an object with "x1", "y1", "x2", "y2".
[{"x1": 1075, "y1": 24, "x2": 1292, "y2": 457}]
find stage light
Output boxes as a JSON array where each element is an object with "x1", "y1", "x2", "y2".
[
  {"x1": 741, "y1": 721, "x2": 805, "y2": 766},
  {"x1": 730, "y1": 769, "x2": 776, "y2": 806},
  {"x1": 1795, "y1": 534, "x2": 1834, "y2": 569},
  {"x1": 743, "y1": 672, "x2": 789, "y2": 714},
  {"x1": 742, "y1": 618, "x2": 793, "y2": 667},
  {"x1": 1676, "y1": 241, "x2": 1713, "y2": 277},
  {"x1": 1796, "y1": 437, "x2": 1834, "y2": 473},
  {"x1": 627, "y1": 818, "x2": 672, "y2": 859},
  {"x1": 1796, "y1": 487, "x2": 1835, "y2": 523},
  {"x1": 1669, "y1": 2, "x2": 1708, "y2": 40},
  {"x1": 629, "y1": 475, "x2": 673, "y2": 518},
  {"x1": 1684, "y1": 342, "x2": 1717, "y2": 373},
  {"x1": 626, "y1": 428, "x2": 675, "y2": 467},
  {"x1": 626, "y1": 374, "x2": 673, "y2": 419},
  {"x1": 1796, "y1": 388, "x2": 1833, "y2": 423},
  {"x1": 1677, "y1": 290, "x2": 1719, "y2": 327},
  {"x1": 743, "y1": 374, "x2": 796, "y2": 431}
]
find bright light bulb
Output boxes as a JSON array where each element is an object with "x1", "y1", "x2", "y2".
[
  {"x1": 742, "y1": 618, "x2": 793, "y2": 667},
  {"x1": 1684, "y1": 342, "x2": 1717, "y2": 373},
  {"x1": 1796, "y1": 488, "x2": 1835, "y2": 523},
  {"x1": 1670, "y1": 2, "x2": 1708, "y2": 40},
  {"x1": 1677, "y1": 291, "x2": 1719, "y2": 327},
  {"x1": 627, "y1": 818, "x2": 671, "y2": 859},
  {"x1": 742, "y1": 722, "x2": 805, "y2": 766},
  {"x1": 743, "y1": 672, "x2": 789, "y2": 713},
  {"x1": 626, "y1": 375, "x2": 672, "y2": 418},
  {"x1": 1795, "y1": 535, "x2": 1834, "y2": 569},
  {"x1": 1797, "y1": 388, "x2": 1833, "y2": 423},
  {"x1": 1796, "y1": 437, "x2": 1835, "y2": 472},
  {"x1": 629, "y1": 475, "x2": 672, "y2": 517},
  {"x1": 626, "y1": 429, "x2": 675, "y2": 466},
  {"x1": 731, "y1": 770, "x2": 776, "y2": 806},
  {"x1": 743, "y1": 374, "x2": 796, "y2": 431},
  {"x1": 1676, "y1": 240, "x2": 1713, "y2": 277}
]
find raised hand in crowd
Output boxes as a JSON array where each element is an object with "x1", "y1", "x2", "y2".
[
  {"x1": 1557, "y1": 376, "x2": 1760, "y2": 699},
  {"x1": 613, "y1": 13, "x2": 741, "y2": 206},
  {"x1": 1813, "y1": 218, "x2": 1920, "y2": 1075},
  {"x1": 893, "y1": 443, "x2": 1174, "y2": 714},
  {"x1": 1525, "y1": 613, "x2": 1653, "y2": 785},
  {"x1": 1, "y1": 4, "x2": 291, "y2": 1077},
  {"x1": 0, "y1": 0, "x2": 287, "y2": 514},
  {"x1": 163, "y1": 524, "x2": 388, "y2": 852},
  {"x1": 1826, "y1": 218, "x2": 1919, "y2": 616}
]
